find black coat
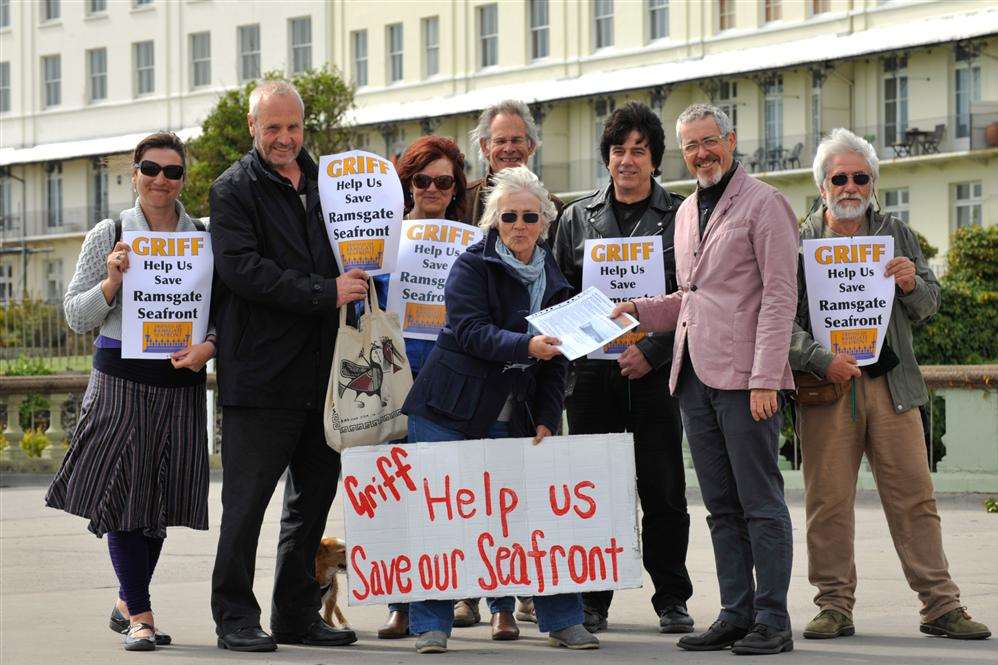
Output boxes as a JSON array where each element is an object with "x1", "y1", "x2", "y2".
[
  {"x1": 209, "y1": 150, "x2": 342, "y2": 409},
  {"x1": 402, "y1": 228, "x2": 572, "y2": 437}
]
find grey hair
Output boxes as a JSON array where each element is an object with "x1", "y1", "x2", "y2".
[
  {"x1": 470, "y1": 100, "x2": 541, "y2": 159},
  {"x1": 478, "y1": 166, "x2": 556, "y2": 240},
  {"x1": 249, "y1": 80, "x2": 305, "y2": 119},
  {"x1": 812, "y1": 127, "x2": 879, "y2": 188},
  {"x1": 675, "y1": 103, "x2": 734, "y2": 143}
]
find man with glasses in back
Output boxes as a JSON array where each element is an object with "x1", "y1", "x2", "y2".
[{"x1": 789, "y1": 128, "x2": 990, "y2": 642}]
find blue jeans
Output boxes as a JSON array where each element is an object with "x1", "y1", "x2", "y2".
[{"x1": 406, "y1": 414, "x2": 584, "y2": 635}]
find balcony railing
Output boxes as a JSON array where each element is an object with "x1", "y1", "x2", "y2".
[{"x1": 0, "y1": 202, "x2": 132, "y2": 241}]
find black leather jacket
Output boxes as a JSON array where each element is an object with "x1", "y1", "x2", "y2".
[{"x1": 553, "y1": 179, "x2": 684, "y2": 369}]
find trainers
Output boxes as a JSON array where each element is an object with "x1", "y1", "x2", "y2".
[
  {"x1": 803, "y1": 609, "x2": 854, "y2": 639},
  {"x1": 453, "y1": 598, "x2": 481, "y2": 627},
  {"x1": 658, "y1": 604, "x2": 695, "y2": 633},
  {"x1": 415, "y1": 630, "x2": 448, "y2": 654},
  {"x1": 920, "y1": 608, "x2": 991, "y2": 640},
  {"x1": 731, "y1": 623, "x2": 794, "y2": 655},
  {"x1": 549, "y1": 624, "x2": 600, "y2": 649},
  {"x1": 515, "y1": 597, "x2": 537, "y2": 623},
  {"x1": 583, "y1": 608, "x2": 607, "y2": 633}
]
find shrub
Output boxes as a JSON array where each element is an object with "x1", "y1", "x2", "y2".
[{"x1": 20, "y1": 428, "x2": 49, "y2": 458}]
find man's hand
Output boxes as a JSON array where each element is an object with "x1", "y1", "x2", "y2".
[
  {"x1": 336, "y1": 268, "x2": 369, "y2": 307},
  {"x1": 824, "y1": 353, "x2": 861, "y2": 383},
  {"x1": 610, "y1": 301, "x2": 637, "y2": 320},
  {"x1": 528, "y1": 335, "x2": 562, "y2": 360},
  {"x1": 750, "y1": 388, "x2": 779, "y2": 422},
  {"x1": 618, "y1": 345, "x2": 652, "y2": 380},
  {"x1": 532, "y1": 424, "x2": 552, "y2": 445},
  {"x1": 885, "y1": 256, "x2": 916, "y2": 294},
  {"x1": 171, "y1": 341, "x2": 215, "y2": 372}
]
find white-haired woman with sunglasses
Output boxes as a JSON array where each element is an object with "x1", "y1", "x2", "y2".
[
  {"x1": 401, "y1": 166, "x2": 597, "y2": 654},
  {"x1": 46, "y1": 132, "x2": 213, "y2": 652}
]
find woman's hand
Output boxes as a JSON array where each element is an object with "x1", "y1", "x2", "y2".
[
  {"x1": 101, "y1": 241, "x2": 132, "y2": 304},
  {"x1": 610, "y1": 300, "x2": 637, "y2": 320},
  {"x1": 528, "y1": 335, "x2": 562, "y2": 360},
  {"x1": 171, "y1": 341, "x2": 215, "y2": 372},
  {"x1": 532, "y1": 424, "x2": 552, "y2": 445}
]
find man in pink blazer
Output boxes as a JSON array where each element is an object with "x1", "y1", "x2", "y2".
[{"x1": 614, "y1": 104, "x2": 798, "y2": 656}]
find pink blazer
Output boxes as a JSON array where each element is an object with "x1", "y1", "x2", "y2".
[{"x1": 633, "y1": 165, "x2": 798, "y2": 393}]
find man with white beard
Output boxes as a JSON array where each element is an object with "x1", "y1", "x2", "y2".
[{"x1": 789, "y1": 128, "x2": 990, "y2": 642}]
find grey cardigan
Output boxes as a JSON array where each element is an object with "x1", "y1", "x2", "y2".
[{"x1": 63, "y1": 198, "x2": 214, "y2": 340}]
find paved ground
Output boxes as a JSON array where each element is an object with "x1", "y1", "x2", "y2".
[{"x1": 2, "y1": 476, "x2": 995, "y2": 664}]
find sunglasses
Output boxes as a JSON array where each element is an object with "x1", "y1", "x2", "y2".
[
  {"x1": 500, "y1": 211, "x2": 541, "y2": 224},
  {"x1": 134, "y1": 160, "x2": 185, "y2": 180},
  {"x1": 830, "y1": 172, "x2": 871, "y2": 186},
  {"x1": 412, "y1": 174, "x2": 455, "y2": 190}
]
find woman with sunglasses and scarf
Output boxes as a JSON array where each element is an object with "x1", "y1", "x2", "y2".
[
  {"x1": 400, "y1": 166, "x2": 597, "y2": 654},
  {"x1": 46, "y1": 132, "x2": 213, "y2": 652}
]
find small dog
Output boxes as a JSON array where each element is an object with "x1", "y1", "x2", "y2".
[{"x1": 315, "y1": 536, "x2": 349, "y2": 628}]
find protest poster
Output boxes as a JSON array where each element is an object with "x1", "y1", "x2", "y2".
[
  {"x1": 120, "y1": 231, "x2": 213, "y2": 359},
  {"x1": 802, "y1": 236, "x2": 895, "y2": 365},
  {"x1": 526, "y1": 287, "x2": 639, "y2": 361},
  {"x1": 582, "y1": 236, "x2": 665, "y2": 359},
  {"x1": 318, "y1": 150, "x2": 404, "y2": 276},
  {"x1": 342, "y1": 433, "x2": 642, "y2": 605},
  {"x1": 386, "y1": 219, "x2": 483, "y2": 340}
]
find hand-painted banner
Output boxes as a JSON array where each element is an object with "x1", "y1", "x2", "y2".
[
  {"x1": 581, "y1": 236, "x2": 665, "y2": 359},
  {"x1": 802, "y1": 235, "x2": 895, "y2": 365},
  {"x1": 318, "y1": 150, "x2": 404, "y2": 276},
  {"x1": 120, "y1": 231, "x2": 213, "y2": 359},
  {"x1": 386, "y1": 219, "x2": 482, "y2": 340},
  {"x1": 342, "y1": 433, "x2": 642, "y2": 605}
]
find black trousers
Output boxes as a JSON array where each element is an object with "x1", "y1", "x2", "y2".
[
  {"x1": 566, "y1": 359, "x2": 692, "y2": 617},
  {"x1": 211, "y1": 407, "x2": 341, "y2": 635}
]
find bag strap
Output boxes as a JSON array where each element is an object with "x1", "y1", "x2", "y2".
[{"x1": 338, "y1": 277, "x2": 378, "y2": 329}]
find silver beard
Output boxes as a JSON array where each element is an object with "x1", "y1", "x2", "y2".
[
  {"x1": 826, "y1": 191, "x2": 871, "y2": 220},
  {"x1": 696, "y1": 164, "x2": 724, "y2": 188}
]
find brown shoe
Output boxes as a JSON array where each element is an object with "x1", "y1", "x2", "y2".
[
  {"x1": 453, "y1": 598, "x2": 481, "y2": 627},
  {"x1": 491, "y1": 611, "x2": 520, "y2": 641},
  {"x1": 378, "y1": 610, "x2": 409, "y2": 639}
]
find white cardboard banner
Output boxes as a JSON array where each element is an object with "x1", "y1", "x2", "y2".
[
  {"x1": 342, "y1": 433, "x2": 642, "y2": 605},
  {"x1": 802, "y1": 235, "x2": 895, "y2": 366},
  {"x1": 386, "y1": 219, "x2": 483, "y2": 340},
  {"x1": 120, "y1": 231, "x2": 213, "y2": 359},
  {"x1": 318, "y1": 150, "x2": 404, "y2": 276},
  {"x1": 582, "y1": 235, "x2": 665, "y2": 360}
]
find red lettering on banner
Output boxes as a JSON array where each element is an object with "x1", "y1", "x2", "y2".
[
  {"x1": 415, "y1": 549, "x2": 465, "y2": 592},
  {"x1": 573, "y1": 481, "x2": 597, "y2": 518},
  {"x1": 343, "y1": 446, "x2": 417, "y2": 519},
  {"x1": 499, "y1": 487, "x2": 517, "y2": 537},
  {"x1": 549, "y1": 545, "x2": 566, "y2": 586},
  {"x1": 477, "y1": 532, "x2": 498, "y2": 591},
  {"x1": 568, "y1": 545, "x2": 588, "y2": 583},
  {"x1": 456, "y1": 488, "x2": 476, "y2": 518},
  {"x1": 549, "y1": 485, "x2": 571, "y2": 516},
  {"x1": 349, "y1": 545, "x2": 415, "y2": 600},
  {"x1": 422, "y1": 475, "x2": 454, "y2": 521},
  {"x1": 527, "y1": 530, "x2": 549, "y2": 593},
  {"x1": 483, "y1": 471, "x2": 493, "y2": 515},
  {"x1": 350, "y1": 545, "x2": 371, "y2": 600}
]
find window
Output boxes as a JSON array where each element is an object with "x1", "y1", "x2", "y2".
[
  {"x1": 43, "y1": 0, "x2": 59, "y2": 21},
  {"x1": 87, "y1": 48, "x2": 107, "y2": 102},
  {"x1": 764, "y1": 76, "x2": 784, "y2": 158},
  {"x1": 0, "y1": 177, "x2": 12, "y2": 231},
  {"x1": 718, "y1": 0, "x2": 735, "y2": 31},
  {"x1": 648, "y1": 0, "x2": 669, "y2": 41},
  {"x1": 811, "y1": 0, "x2": 830, "y2": 15},
  {"x1": 352, "y1": 30, "x2": 368, "y2": 86},
  {"x1": 422, "y1": 17, "x2": 439, "y2": 78},
  {"x1": 529, "y1": 0, "x2": 549, "y2": 60},
  {"x1": 289, "y1": 16, "x2": 311, "y2": 73},
  {"x1": 954, "y1": 181, "x2": 982, "y2": 229},
  {"x1": 0, "y1": 263, "x2": 12, "y2": 303},
  {"x1": 0, "y1": 61, "x2": 9, "y2": 112},
  {"x1": 189, "y1": 32, "x2": 210, "y2": 88},
  {"x1": 717, "y1": 80, "x2": 737, "y2": 133},
  {"x1": 91, "y1": 159, "x2": 109, "y2": 223},
  {"x1": 1, "y1": 0, "x2": 8, "y2": 28},
  {"x1": 594, "y1": 0, "x2": 613, "y2": 50},
  {"x1": 45, "y1": 258, "x2": 63, "y2": 303},
  {"x1": 87, "y1": 0, "x2": 106, "y2": 13},
  {"x1": 811, "y1": 73, "x2": 822, "y2": 144},
  {"x1": 133, "y1": 40, "x2": 154, "y2": 95},
  {"x1": 883, "y1": 56, "x2": 908, "y2": 146},
  {"x1": 882, "y1": 188, "x2": 909, "y2": 223},
  {"x1": 386, "y1": 23, "x2": 403, "y2": 84},
  {"x1": 478, "y1": 5, "x2": 498, "y2": 68},
  {"x1": 594, "y1": 98, "x2": 615, "y2": 187},
  {"x1": 765, "y1": 0, "x2": 781, "y2": 22},
  {"x1": 955, "y1": 59, "x2": 981, "y2": 140},
  {"x1": 46, "y1": 163, "x2": 62, "y2": 228},
  {"x1": 42, "y1": 55, "x2": 60, "y2": 107},
  {"x1": 238, "y1": 24, "x2": 260, "y2": 82},
  {"x1": 134, "y1": 0, "x2": 154, "y2": 5}
]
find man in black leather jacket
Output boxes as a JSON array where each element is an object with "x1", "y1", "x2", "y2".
[{"x1": 553, "y1": 102, "x2": 693, "y2": 635}]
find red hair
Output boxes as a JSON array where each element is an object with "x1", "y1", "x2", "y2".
[{"x1": 396, "y1": 135, "x2": 467, "y2": 220}]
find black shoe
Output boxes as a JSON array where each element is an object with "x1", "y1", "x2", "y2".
[
  {"x1": 272, "y1": 619, "x2": 357, "y2": 647},
  {"x1": 110, "y1": 606, "x2": 171, "y2": 645},
  {"x1": 217, "y1": 626, "x2": 277, "y2": 652},
  {"x1": 583, "y1": 608, "x2": 607, "y2": 633},
  {"x1": 677, "y1": 620, "x2": 749, "y2": 651},
  {"x1": 731, "y1": 623, "x2": 794, "y2": 655},
  {"x1": 658, "y1": 604, "x2": 695, "y2": 634}
]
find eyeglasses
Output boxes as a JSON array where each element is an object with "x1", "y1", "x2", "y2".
[
  {"x1": 500, "y1": 211, "x2": 540, "y2": 224},
  {"x1": 830, "y1": 172, "x2": 871, "y2": 186},
  {"x1": 681, "y1": 136, "x2": 724, "y2": 155},
  {"x1": 412, "y1": 174, "x2": 455, "y2": 190},
  {"x1": 134, "y1": 160, "x2": 185, "y2": 180}
]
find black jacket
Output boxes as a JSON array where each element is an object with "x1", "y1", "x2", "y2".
[
  {"x1": 402, "y1": 228, "x2": 572, "y2": 437},
  {"x1": 209, "y1": 150, "x2": 342, "y2": 409},
  {"x1": 553, "y1": 179, "x2": 684, "y2": 369}
]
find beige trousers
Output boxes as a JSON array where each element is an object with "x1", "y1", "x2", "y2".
[{"x1": 797, "y1": 373, "x2": 962, "y2": 621}]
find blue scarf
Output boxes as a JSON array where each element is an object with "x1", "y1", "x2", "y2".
[{"x1": 495, "y1": 238, "x2": 547, "y2": 318}]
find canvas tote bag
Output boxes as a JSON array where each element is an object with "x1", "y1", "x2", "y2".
[{"x1": 324, "y1": 279, "x2": 413, "y2": 451}]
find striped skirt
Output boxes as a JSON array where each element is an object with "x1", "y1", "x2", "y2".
[{"x1": 45, "y1": 369, "x2": 210, "y2": 538}]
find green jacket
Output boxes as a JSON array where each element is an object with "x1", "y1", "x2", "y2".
[{"x1": 789, "y1": 206, "x2": 940, "y2": 413}]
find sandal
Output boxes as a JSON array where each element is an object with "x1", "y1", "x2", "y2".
[
  {"x1": 123, "y1": 622, "x2": 156, "y2": 651},
  {"x1": 111, "y1": 606, "x2": 172, "y2": 645}
]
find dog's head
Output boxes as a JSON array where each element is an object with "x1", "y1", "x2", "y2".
[{"x1": 315, "y1": 536, "x2": 348, "y2": 578}]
